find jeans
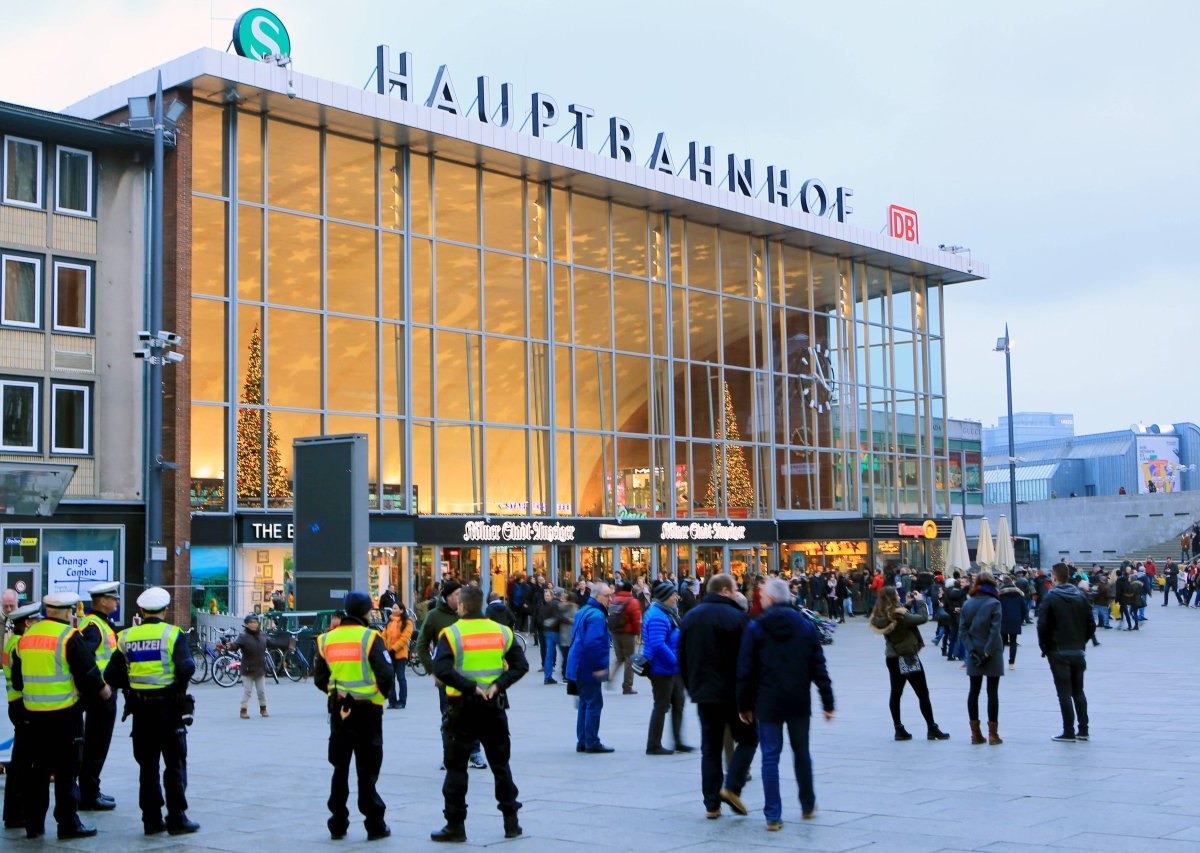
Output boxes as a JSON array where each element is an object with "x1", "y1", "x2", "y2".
[
  {"x1": 389, "y1": 658, "x2": 408, "y2": 707},
  {"x1": 1001, "y1": 632, "x2": 1019, "y2": 666},
  {"x1": 541, "y1": 632, "x2": 558, "y2": 678},
  {"x1": 647, "y1": 674, "x2": 686, "y2": 750},
  {"x1": 1092, "y1": 604, "x2": 1110, "y2": 628},
  {"x1": 697, "y1": 703, "x2": 757, "y2": 811},
  {"x1": 757, "y1": 716, "x2": 814, "y2": 821},
  {"x1": 576, "y1": 678, "x2": 604, "y2": 749},
  {"x1": 1120, "y1": 604, "x2": 1138, "y2": 629},
  {"x1": 1048, "y1": 653, "x2": 1088, "y2": 735}
]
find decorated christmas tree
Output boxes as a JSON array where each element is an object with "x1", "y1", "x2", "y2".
[
  {"x1": 236, "y1": 325, "x2": 291, "y2": 501},
  {"x1": 705, "y1": 381, "x2": 755, "y2": 511}
]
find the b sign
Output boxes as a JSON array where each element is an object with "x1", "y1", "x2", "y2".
[{"x1": 888, "y1": 205, "x2": 919, "y2": 243}]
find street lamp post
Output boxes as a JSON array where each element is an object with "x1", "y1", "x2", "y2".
[{"x1": 994, "y1": 326, "x2": 1017, "y2": 537}]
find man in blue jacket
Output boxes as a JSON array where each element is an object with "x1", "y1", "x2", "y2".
[
  {"x1": 737, "y1": 578, "x2": 835, "y2": 831},
  {"x1": 643, "y1": 581, "x2": 692, "y2": 755},
  {"x1": 566, "y1": 583, "x2": 614, "y2": 753}
]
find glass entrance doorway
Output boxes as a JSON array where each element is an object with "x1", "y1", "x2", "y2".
[
  {"x1": 489, "y1": 545, "x2": 527, "y2": 601},
  {"x1": 578, "y1": 546, "x2": 613, "y2": 581},
  {"x1": 441, "y1": 546, "x2": 481, "y2": 586}
]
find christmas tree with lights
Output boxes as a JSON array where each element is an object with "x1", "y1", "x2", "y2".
[
  {"x1": 705, "y1": 381, "x2": 755, "y2": 511},
  {"x1": 236, "y1": 325, "x2": 291, "y2": 501}
]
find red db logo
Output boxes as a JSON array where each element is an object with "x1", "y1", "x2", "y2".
[{"x1": 888, "y1": 205, "x2": 919, "y2": 243}]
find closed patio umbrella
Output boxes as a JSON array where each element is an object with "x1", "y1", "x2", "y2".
[
  {"x1": 994, "y1": 514, "x2": 1016, "y2": 574},
  {"x1": 946, "y1": 515, "x2": 971, "y2": 577},
  {"x1": 976, "y1": 517, "x2": 995, "y2": 571}
]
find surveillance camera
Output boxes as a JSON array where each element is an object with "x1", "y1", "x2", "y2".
[
  {"x1": 137, "y1": 330, "x2": 152, "y2": 341},
  {"x1": 287, "y1": 81, "x2": 297, "y2": 99},
  {"x1": 134, "y1": 349, "x2": 148, "y2": 359},
  {"x1": 166, "y1": 351, "x2": 185, "y2": 364}
]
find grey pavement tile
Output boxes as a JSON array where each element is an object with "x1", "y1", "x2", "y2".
[{"x1": 1048, "y1": 831, "x2": 1200, "y2": 851}]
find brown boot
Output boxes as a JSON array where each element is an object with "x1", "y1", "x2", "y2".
[
  {"x1": 969, "y1": 720, "x2": 985, "y2": 745},
  {"x1": 240, "y1": 707, "x2": 249, "y2": 719},
  {"x1": 260, "y1": 706, "x2": 269, "y2": 718},
  {"x1": 988, "y1": 721, "x2": 1002, "y2": 745}
]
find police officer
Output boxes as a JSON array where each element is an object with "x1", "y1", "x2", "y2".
[
  {"x1": 314, "y1": 591, "x2": 394, "y2": 841},
  {"x1": 11, "y1": 592, "x2": 110, "y2": 839},
  {"x1": 77, "y1": 580, "x2": 120, "y2": 811},
  {"x1": 430, "y1": 585, "x2": 529, "y2": 843},
  {"x1": 103, "y1": 587, "x2": 199, "y2": 836},
  {"x1": 2, "y1": 600, "x2": 40, "y2": 830}
]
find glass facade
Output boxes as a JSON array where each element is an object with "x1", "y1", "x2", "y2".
[{"x1": 188, "y1": 101, "x2": 950, "y2": 522}]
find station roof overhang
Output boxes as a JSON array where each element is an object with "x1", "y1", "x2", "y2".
[
  {"x1": 66, "y1": 48, "x2": 987, "y2": 287},
  {"x1": 0, "y1": 100, "x2": 157, "y2": 152}
]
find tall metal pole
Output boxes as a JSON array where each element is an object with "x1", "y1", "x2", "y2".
[
  {"x1": 146, "y1": 73, "x2": 165, "y2": 588},
  {"x1": 1004, "y1": 323, "x2": 1018, "y2": 537}
]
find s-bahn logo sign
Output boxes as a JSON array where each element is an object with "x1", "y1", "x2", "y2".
[
  {"x1": 233, "y1": 8, "x2": 291, "y2": 61},
  {"x1": 374, "y1": 47, "x2": 855, "y2": 223}
]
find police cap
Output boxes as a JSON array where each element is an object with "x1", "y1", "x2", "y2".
[
  {"x1": 7, "y1": 602, "x2": 41, "y2": 622},
  {"x1": 137, "y1": 587, "x2": 171, "y2": 612},
  {"x1": 343, "y1": 591, "x2": 373, "y2": 618},
  {"x1": 43, "y1": 592, "x2": 80, "y2": 608},
  {"x1": 88, "y1": 581, "x2": 120, "y2": 598}
]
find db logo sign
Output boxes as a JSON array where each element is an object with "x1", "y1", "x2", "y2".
[{"x1": 888, "y1": 205, "x2": 919, "y2": 243}]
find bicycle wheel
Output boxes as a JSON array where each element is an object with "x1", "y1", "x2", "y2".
[
  {"x1": 513, "y1": 632, "x2": 527, "y2": 655},
  {"x1": 281, "y1": 649, "x2": 306, "y2": 682},
  {"x1": 212, "y1": 657, "x2": 240, "y2": 688},
  {"x1": 409, "y1": 652, "x2": 427, "y2": 677},
  {"x1": 189, "y1": 652, "x2": 209, "y2": 685}
]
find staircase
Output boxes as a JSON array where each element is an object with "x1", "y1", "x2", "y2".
[{"x1": 1119, "y1": 531, "x2": 1194, "y2": 567}]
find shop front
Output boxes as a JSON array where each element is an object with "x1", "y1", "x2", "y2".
[{"x1": 779, "y1": 517, "x2": 949, "y2": 576}]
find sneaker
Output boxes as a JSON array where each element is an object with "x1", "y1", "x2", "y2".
[
  {"x1": 544, "y1": 678, "x2": 558, "y2": 685},
  {"x1": 646, "y1": 746, "x2": 674, "y2": 756},
  {"x1": 1076, "y1": 731, "x2": 1090, "y2": 741},
  {"x1": 719, "y1": 787, "x2": 748, "y2": 816},
  {"x1": 1051, "y1": 733, "x2": 1076, "y2": 742},
  {"x1": 802, "y1": 806, "x2": 818, "y2": 820},
  {"x1": 469, "y1": 754, "x2": 488, "y2": 770},
  {"x1": 706, "y1": 810, "x2": 721, "y2": 820},
  {"x1": 766, "y1": 821, "x2": 784, "y2": 831}
]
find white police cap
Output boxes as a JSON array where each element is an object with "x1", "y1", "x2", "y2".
[
  {"x1": 7, "y1": 601, "x2": 41, "y2": 622},
  {"x1": 137, "y1": 587, "x2": 171, "y2": 611},
  {"x1": 88, "y1": 581, "x2": 120, "y2": 597},
  {"x1": 43, "y1": 591, "x2": 80, "y2": 608}
]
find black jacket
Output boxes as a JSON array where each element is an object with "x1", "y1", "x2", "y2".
[
  {"x1": 313, "y1": 615, "x2": 394, "y2": 699},
  {"x1": 227, "y1": 627, "x2": 288, "y2": 678},
  {"x1": 432, "y1": 613, "x2": 529, "y2": 698},
  {"x1": 1037, "y1": 584, "x2": 1096, "y2": 655},
  {"x1": 486, "y1": 599, "x2": 518, "y2": 629},
  {"x1": 678, "y1": 594, "x2": 749, "y2": 705},
  {"x1": 736, "y1": 603, "x2": 834, "y2": 722}
]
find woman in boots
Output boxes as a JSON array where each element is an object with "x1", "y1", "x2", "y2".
[
  {"x1": 959, "y1": 572, "x2": 1004, "y2": 745},
  {"x1": 223, "y1": 613, "x2": 291, "y2": 719},
  {"x1": 869, "y1": 586, "x2": 951, "y2": 742}
]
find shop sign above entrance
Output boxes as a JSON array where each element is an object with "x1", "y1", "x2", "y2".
[
  {"x1": 897, "y1": 520, "x2": 938, "y2": 539},
  {"x1": 660, "y1": 522, "x2": 747, "y2": 542},
  {"x1": 374, "y1": 47, "x2": 854, "y2": 222},
  {"x1": 232, "y1": 8, "x2": 292, "y2": 62},
  {"x1": 462, "y1": 521, "x2": 576, "y2": 543}
]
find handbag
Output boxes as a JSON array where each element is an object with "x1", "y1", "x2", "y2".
[{"x1": 897, "y1": 654, "x2": 923, "y2": 675}]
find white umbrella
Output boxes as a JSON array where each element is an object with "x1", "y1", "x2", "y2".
[
  {"x1": 994, "y1": 514, "x2": 1016, "y2": 574},
  {"x1": 976, "y1": 517, "x2": 996, "y2": 570},
  {"x1": 946, "y1": 515, "x2": 971, "y2": 576}
]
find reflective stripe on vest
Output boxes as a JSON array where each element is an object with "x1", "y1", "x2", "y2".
[
  {"x1": 318, "y1": 625, "x2": 385, "y2": 706},
  {"x1": 18, "y1": 620, "x2": 79, "y2": 711},
  {"x1": 81, "y1": 613, "x2": 117, "y2": 673},
  {"x1": 3, "y1": 632, "x2": 20, "y2": 703},
  {"x1": 444, "y1": 619, "x2": 511, "y2": 698},
  {"x1": 118, "y1": 622, "x2": 179, "y2": 689}
]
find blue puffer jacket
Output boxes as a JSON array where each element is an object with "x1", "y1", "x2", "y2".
[
  {"x1": 566, "y1": 598, "x2": 610, "y2": 684},
  {"x1": 642, "y1": 601, "x2": 680, "y2": 676}
]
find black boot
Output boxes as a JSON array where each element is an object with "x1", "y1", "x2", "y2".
[
  {"x1": 927, "y1": 724, "x2": 951, "y2": 740},
  {"x1": 430, "y1": 823, "x2": 467, "y2": 843},
  {"x1": 894, "y1": 725, "x2": 913, "y2": 741},
  {"x1": 504, "y1": 812, "x2": 522, "y2": 839}
]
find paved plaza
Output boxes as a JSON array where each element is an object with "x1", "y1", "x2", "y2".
[{"x1": 6, "y1": 602, "x2": 1200, "y2": 851}]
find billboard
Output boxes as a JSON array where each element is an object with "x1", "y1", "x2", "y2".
[{"x1": 1137, "y1": 435, "x2": 1181, "y2": 493}]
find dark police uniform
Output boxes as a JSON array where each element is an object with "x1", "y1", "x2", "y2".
[
  {"x1": 104, "y1": 607, "x2": 197, "y2": 835},
  {"x1": 2, "y1": 602, "x2": 40, "y2": 830},
  {"x1": 11, "y1": 607, "x2": 106, "y2": 839},
  {"x1": 313, "y1": 611, "x2": 394, "y2": 841},
  {"x1": 431, "y1": 611, "x2": 529, "y2": 842},
  {"x1": 78, "y1": 606, "x2": 119, "y2": 808}
]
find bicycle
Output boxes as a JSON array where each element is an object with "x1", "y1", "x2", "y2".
[
  {"x1": 408, "y1": 638, "x2": 428, "y2": 677},
  {"x1": 267, "y1": 629, "x2": 311, "y2": 682}
]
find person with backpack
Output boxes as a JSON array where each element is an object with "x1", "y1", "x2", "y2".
[
  {"x1": 643, "y1": 582, "x2": 693, "y2": 756},
  {"x1": 607, "y1": 581, "x2": 643, "y2": 695}
]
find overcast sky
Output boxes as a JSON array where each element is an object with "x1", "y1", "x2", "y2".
[{"x1": 5, "y1": 1, "x2": 1196, "y2": 434}]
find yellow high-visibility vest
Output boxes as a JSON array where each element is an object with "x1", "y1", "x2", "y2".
[
  {"x1": 118, "y1": 622, "x2": 181, "y2": 690},
  {"x1": 3, "y1": 632, "x2": 20, "y2": 703},
  {"x1": 318, "y1": 625, "x2": 385, "y2": 706},
  {"x1": 443, "y1": 618, "x2": 511, "y2": 698},
  {"x1": 81, "y1": 613, "x2": 118, "y2": 673},
  {"x1": 18, "y1": 620, "x2": 79, "y2": 712}
]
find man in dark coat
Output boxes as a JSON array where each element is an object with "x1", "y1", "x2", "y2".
[
  {"x1": 679, "y1": 574, "x2": 757, "y2": 819},
  {"x1": 1037, "y1": 563, "x2": 1096, "y2": 742}
]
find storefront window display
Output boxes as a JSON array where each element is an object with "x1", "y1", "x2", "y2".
[{"x1": 781, "y1": 541, "x2": 869, "y2": 576}]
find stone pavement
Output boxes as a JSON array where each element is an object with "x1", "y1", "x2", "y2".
[{"x1": 6, "y1": 600, "x2": 1200, "y2": 851}]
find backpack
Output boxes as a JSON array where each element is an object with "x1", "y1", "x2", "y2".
[{"x1": 607, "y1": 597, "x2": 628, "y2": 633}]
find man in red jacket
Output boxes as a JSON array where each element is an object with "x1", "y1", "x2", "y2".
[{"x1": 608, "y1": 582, "x2": 643, "y2": 695}]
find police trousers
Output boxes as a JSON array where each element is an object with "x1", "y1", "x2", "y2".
[
  {"x1": 3, "y1": 717, "x2": 32, "y2": 827},
  {"x1": 25, "y1": 707, "x2": 83, "y2": 833},
  {"x1": 79, "y1": 691, "x2": 117, "y2": 803},
  {"x1": 130, "y1": 699, "x2": 189, "y2": 824},
  {"x1": 327, "y1": 701, "x2": 386, "y2": 833},
  {"x1": 442, "y1": 697, "x2": 520, "y2": 823}
]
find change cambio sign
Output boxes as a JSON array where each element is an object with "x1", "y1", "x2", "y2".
[
  {"x1": 48, "y1": 551, "x2": 114, "y2": 593},
  {"x1": 232, "y1": 8, "x2": 291, "y2": 61}
]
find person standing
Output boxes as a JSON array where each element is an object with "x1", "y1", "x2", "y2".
[
  {"x1": 942, "y1": 579, "x2": 967, "y2": 659},
  {"x1": 1038, "y1": 563, "x2": 1095, "y2": 742},
  {"x1": 566, "y1": 582, "x2": 614, "y2": 753},
  {"x1": 77, "y1": 581, "x2": 121, "y2": 811},
  {"x1": 313, "y1": 591, "x2": 394, "y2": 841},
  {"x1": 643, "y1": 581, "x2": 691, "y2": 755},
  {"x1": 382, "y1": 605, "x2": 413, "y2": 709},
  {"x1": 679, "y1": 574, "x2": 758, "y2": 819},
  {"x1": 1092, "y1": 573, "x2": 1113, "y2": 629},
  {"x1": 607, "y1": 581, "x2": 643, "y2": 695},
  {"x1": 224, "y1": 613, "x2": 290, "y2": 719},
  {"x1": 536, "y1": 587, "x2": 561, "y2": 685},
  {"x1": 868, "y1": 587, "x2": 951, "y2": 741},
  {"x1": 997, "y1": 576, "x2": 1025, "y2": 671},
  {"x1": 737, "y1": 578, "x2": 835, "y2": 831},
  {"x1": 959, "y1": 572, "x2": 1004, "y2": 745},
  {"x1": 1164, "y1": 561, "x2": 1180, "y2": 606},
  {"x1": 417, "y1": 582, "x2": 487, "y2": 771},
  {"x1": 2, "y1": 601, "x2": 40, "y2": 830},
  {"x1": 104, "y1": 587, "x2": 198, "y2": 836},
  {"x1": 0, "y1": 588, "x2": 19, "y2": 676},
  {"x1": 429, "y1": 586, "x2": 529, "y2": 843},
  {"x1": 13, "y1": 592, "x2": 110, "y2": 839}
]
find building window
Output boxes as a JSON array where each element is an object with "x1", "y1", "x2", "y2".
[
  {"x1": 56, "y1": 146, "x2": 92, "y2": 215},
  {"x1": 53, "y1": 261, "x2": 91, "y2": 333},
  {"x1": 1, "y1": 254, "x2": 40, "y2": 328},
  {"x1": 4, "y1": 136, "x2": 42, "y2": 208},
  {"x1": 0, "y1": 379, "x2": 38, "y2": 452},
  {"x1": 50, "y1": 382, "x2": 89, "y2": 454}
]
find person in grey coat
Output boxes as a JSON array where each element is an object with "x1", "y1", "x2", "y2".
[{"x1": 959, "y1": 572, "x2": 1004, "y2": 745}]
